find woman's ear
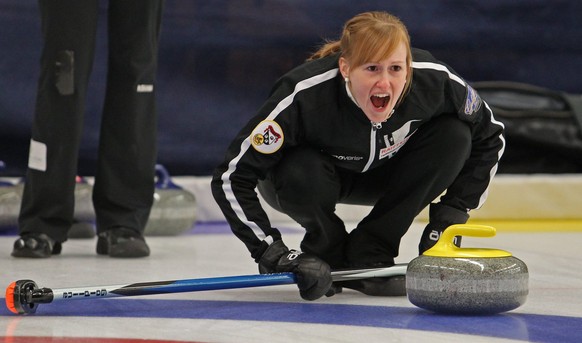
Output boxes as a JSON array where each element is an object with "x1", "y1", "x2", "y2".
[{"x1": 339, "y1": 57, "x2": 350, "y2": 79}]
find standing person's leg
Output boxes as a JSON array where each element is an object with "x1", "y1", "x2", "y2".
[
  {"x1": 257, "y1": 147, "x2": 348, "y2": 269},
  {"x1": 13, "y1": 0, "x2": 99, "y2": 258},
  {"x1": 93, "y1": 0, "x2": 164, "y2": 257}
]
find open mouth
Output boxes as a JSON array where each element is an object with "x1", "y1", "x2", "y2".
[{"x1": 371, "y1": 94, "x2": 390, "y2": 109}]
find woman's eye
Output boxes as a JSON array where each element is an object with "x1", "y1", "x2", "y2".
[
  {"x1": 366, "y1": 66, "x2": 378, "y2": 72},
  {"x1": 391, "y1": 65, "x2": 402, "y2": 72}
]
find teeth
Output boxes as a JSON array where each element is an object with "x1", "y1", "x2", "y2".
[{"x1": 372, "y1": 94, "x2": 389, "y2": 98}]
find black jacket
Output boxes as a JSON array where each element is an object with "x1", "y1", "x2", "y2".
[{"x1": 211, "y1": 48, "x2": 505, "y2": 261}]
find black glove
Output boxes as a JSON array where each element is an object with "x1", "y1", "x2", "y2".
[
  {"x1": 418, "y1": 203, "x2": 469, "y2": 255},
  {"x1": 258, "y1": 240, "x2": 332, "y2": 301}
]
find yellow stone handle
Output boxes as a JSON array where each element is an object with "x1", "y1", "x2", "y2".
[{"x1": 423, "y1": 224, "x2": 513, "y2": 258}]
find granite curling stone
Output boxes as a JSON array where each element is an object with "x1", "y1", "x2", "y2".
[
  {"x1": 406, "y1": 224, "x2": 528, "y2": 315},
  {"x1": 144, "y1": 164, "x2": 197, "y2": 236}
]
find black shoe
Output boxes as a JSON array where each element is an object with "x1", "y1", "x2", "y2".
[
  {"x1": 325, "y1": 283, "x2": 344, "y2": 297},
  {"x1": 337, "y1": 260, "x2": 406, "y2": 296},
  {"x1": 338, "y1": 275, "x2": 406, "y2": 296},
  {"x1": 97, "y1": 227, "x2": 150, "y2": 258},
  {"x1": 11, "y1": 233, "x2": 62, "y2": 258}
]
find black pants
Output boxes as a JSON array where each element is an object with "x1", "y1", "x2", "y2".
[
  {"x1": 258, "y1": 115, "x2": 471, "y2": 269},
  {"x1": 18, "y1": 0, "x2": 164, "y2": 242}
]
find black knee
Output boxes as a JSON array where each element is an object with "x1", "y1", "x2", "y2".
[
  {"x1": 408, "y1": 115, "x2": 472, "y2": 172},
  {"x1": 262, "y1": 148, "x2": 340, "y2": 209},
  {"x1": 432, "y1": 115, "x2": 471, "y2": 158}
]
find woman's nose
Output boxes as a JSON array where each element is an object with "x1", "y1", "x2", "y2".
[{"x1": 376, "y1": 72, "x2": 391, "y2": 88}]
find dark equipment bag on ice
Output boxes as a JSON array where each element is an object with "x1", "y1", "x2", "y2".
[{"x1": 472, "y1": 81, "x2": 582, "y2": 174}]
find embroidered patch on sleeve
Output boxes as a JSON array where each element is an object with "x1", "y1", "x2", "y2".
[
  {"x1": 463, "y1": 84, "x2": 482, "y2": 115},
  {"x1": 251, "y1": 120, "x2": 284, "y2": 154}
]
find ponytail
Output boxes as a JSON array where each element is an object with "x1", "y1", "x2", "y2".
[{"x1": 308, "y1": 41, "x2": 341, "y2": 60}]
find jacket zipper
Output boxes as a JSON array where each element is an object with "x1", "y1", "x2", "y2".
[{"x1": 362, "y1": 123, "x2": 379, "y2": 172}]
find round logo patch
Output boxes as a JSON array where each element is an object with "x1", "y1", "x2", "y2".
[{"x1": 250, "y1": 120, "x2": 284, "y2": 154}]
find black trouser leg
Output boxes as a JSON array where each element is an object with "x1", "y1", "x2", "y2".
[
  {"x1": 342, "y1": 115, "x2": 472, "y2": 266},
  {"x1": 259, "y1": 114, "x2": 471, "y2": 268},
  {"x1": 257, "y1": 148, "x2": 348, "y2": 268},
  {"x1": 92, "y1": 0, "x2": 164, "y2": 234},
  {"x1": 18, "y1": 0, "x2": 99, "y2": 242}
]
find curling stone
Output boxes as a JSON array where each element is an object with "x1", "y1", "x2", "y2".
[
  {"x1": 0, "y1": 179, "x2": 22, "y2": 230},
  {"x1": 406, "y1": 224, "x2": 528, "y2": 315},
  {"x1": 72, "y1": 176, "x2": 95, "y2": 223},
  {"x1": 144, "y1": 164, "x2": 197, "y2": 236},
  {"x1": 68, "y1": 176, "x2": 96, "y2": 238},
  {"x1": 0, "y1": 173, "x2": 96, "y2": 237}
]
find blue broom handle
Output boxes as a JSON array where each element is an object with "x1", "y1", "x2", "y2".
[{"x1": 44, "y1": 264, "x2": 408, "y2": 301}]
